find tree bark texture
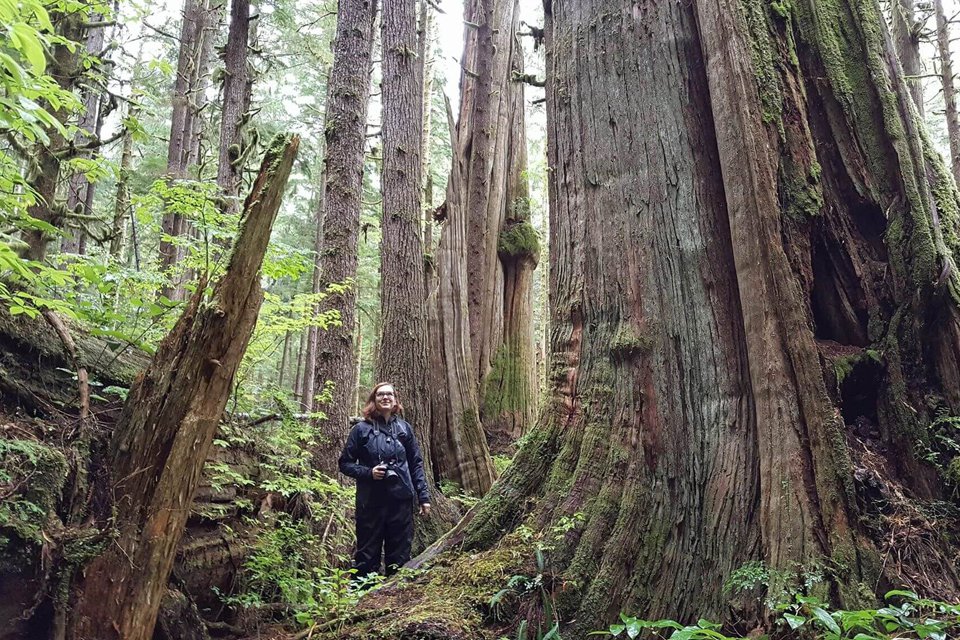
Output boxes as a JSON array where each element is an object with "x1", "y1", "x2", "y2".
[
  {"x1": 310, "y1": 0, "x2": 378, "y2": 477},
  {"x1": 935, "y1": 0, "x2": 960, "y2": 183},
  {"x1": 21, "y1": 11, "x2": 86, "y2": 262},
  {"x1": 481, "y1": 23, "x2": 540, "y2": 452},
  {"x1": 892, "y1": 0, "x2": 923, "y2": 117},
  {"x1": 455, "y1": 0, "x2": 538, "y2": 408},
  {"x1": 339, "y1": 0, "x2": 960, "y2": 636},
  {"x1": 430, "y1": 97, "x2": 497, "y2": 496},
  {"x1": 159, "y1": 0, "x2": 223, "y2": 301},
  {"x1": 61, "y1": 19, "x2": 107, "y2": 255},
  {"x1": 67, "y1": 135, "x2": 299, "y2": 640},
  {"x1": 377, "y1": 0, "x2": 430, "y2": 433},
  {"x1": 109, "y1": 110, "x2": 136, "y2": 259},
  {"x1": 216, "y1": 0, "x2": 252, "y2": 217},
  {"x1": 376, "y1": 0, "x2": 462, "y2": 544}
]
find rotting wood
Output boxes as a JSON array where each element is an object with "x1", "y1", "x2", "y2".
[{"x1": 66, "y1": 134, "x2": 300, "y2": 640}]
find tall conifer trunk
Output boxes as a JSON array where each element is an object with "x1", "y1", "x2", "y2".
[
  {"x1": 159, "y1": 0, "x2": 223, "y2": 301},
  {"x1": 377, "y1": 0, "x2": 431, "y2": 453},
  {"x1": 216, "y1": 0, "x2": 252, "y2": 217},
  {"x1": 309, "y1": 0, "x2": 378, "y2": 475}
]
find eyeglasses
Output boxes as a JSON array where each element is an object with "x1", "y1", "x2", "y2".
[{"x1": 376, "y1": 391, "x2": 395, "y2": 398}]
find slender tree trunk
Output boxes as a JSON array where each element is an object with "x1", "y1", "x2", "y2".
[
  {"x1": 21, "y1": 11, "x2": 86, "y2": 262},
  {"x1": 892, "y1": 0, "x2": 923, "y2": 116},
  {"x1": 420, "y1": 1, "x2": 435, "y2": 254},
  {"x1": 279, "y1": 329, "x2": 291, "y2": 389},
  {"x1": 61, "y1": 16, "x2": 108, "y2": 255},
  {"x1": 109, "y1": 105, "x2": 136, "y2": 259},
  {"x1": 935, "y1": 0, "x2": 960, "y2": 182},
  {"x1": 338, "y1": 0, "x2": 960, "y2": 636},
  {"x1": 293, "y1": 328, "x2": 306, "y2": 405},
  {"x1": 302, "y1": 201, "x2": 321, "y2": 413},
  {"x1": 159, "y1": 0, "x2": 223, "y2": 301},
  {"x1": 67, "y1": 135, "x2": 299, "y2": 640},
  {"x1": 216, "y1": 0, "x2": 251, "y2": 217},
  {"x1": 309, "y1": 0, "x2": 378, "y2": 476}
]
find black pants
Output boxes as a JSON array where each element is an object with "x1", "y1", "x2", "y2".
[{"x1": 354, "y1": 498, "x2": 414, "y2": 577}]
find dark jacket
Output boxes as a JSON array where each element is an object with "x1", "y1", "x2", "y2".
[{"x1": 338, "y1": 414, "x2": 431, "y2": 505}]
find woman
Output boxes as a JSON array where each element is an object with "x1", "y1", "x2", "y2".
[{"x1": 338, "y1": 382, "x2": 432, "y2": 577}]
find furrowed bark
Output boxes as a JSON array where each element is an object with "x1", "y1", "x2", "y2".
[
  {"x1": 67, "y1": 134, "x2": 299, "y2": 640},
  {"x1": 331, "y1": 0, "x2": 960, "y2": 636},
  {"x1": 481, "y1": 21, "x2": 539, "y2": 452},
  {"x1": 377, "y1": 0, "x2": 429, "y2": 431},
  {"x1": 311, "y1": 0, "x2": 378, "y2": 477},
  {"x1": 431, "y1": 96, "x2": 496, "y2": 496},
  {"x1": 159, "y1": 0, "x2": 224, "y2": 301},
  {"x1": 216, "y1": 0, "x2": 252, "y2": 217},
  {"x1": 935, "y1": 0, "x2": 960, "y2": 183}
]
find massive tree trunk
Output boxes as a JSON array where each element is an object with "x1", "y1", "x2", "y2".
[
  {"x1": 430, "y1": 97, "x2": 497, "y2": 496},
  {"x1": 159, "y1": 0, "x2": 223, "y2": 301},
  {"x1": 310, "y1": 0, "x2": 378, "y2": 477},
  {"x1": 336, "y1": 0, "x2": 960, "y2": 637},
  {"x1": 481, "y1": 40, "x2": 540, "y2": 452},
  {"x1": 935, "y1": 0, "x2": 960, "y2": 183},
  {"x1": 376, "y1": 0, "x2": 459, "y2": 544},
  {"x1": 452, "y1": 0, "x2": 539, "y2": 456},
  {"x1": 66, "y1": 135, "x2": 299, "y2": 640}
]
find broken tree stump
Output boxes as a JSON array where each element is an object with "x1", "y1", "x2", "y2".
[{"x1": 66, "y1": 134, "x2": 300, "y2": 640}]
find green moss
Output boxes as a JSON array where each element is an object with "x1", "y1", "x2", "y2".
[
  {"x1": 781, "y1": 156, "x2": 825, "y2": 218},
  {"x1": 608, "y1": 325, "x2": 655, "y2": 360},
  {"x1": 482, "y1": 340, "x2": 532, "y2": 419},
  {"x1": 0, "y1": 439, "x2": 68, "y2": 546},
  {"x1": 739, "y1": 0, "x2": 784, "y2": 126},
  {"x1": 497, "y1": 221, "x2": 540, "y2": 262}
]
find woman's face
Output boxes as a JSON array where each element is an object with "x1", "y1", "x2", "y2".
[{"x1": 375, "y1": 385, "x2": 397, "y2": 414}]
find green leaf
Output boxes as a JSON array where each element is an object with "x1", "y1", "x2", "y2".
[
  {"x1": 885, "y1": 590, "x2": 919, "y2": 601},
  {"x1": 812, "y1": 607, "x2": 842, "y2": 635},
  {"x1": 783, "y1": 613, "x2": 805, "y2": 630},
  {"x1": 10, "y1": 23, "x2": 45, "y2": 73}
]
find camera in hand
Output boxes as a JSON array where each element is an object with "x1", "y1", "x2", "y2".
[{"x1": 383, "y1": 459, "x2": 399, "y2": 480}]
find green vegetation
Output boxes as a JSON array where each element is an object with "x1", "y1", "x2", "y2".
[
  {"x1": 0, "y1": 438, "x2": 68, "y2": 546},
  {"x1": 593, "y1": 591, "x2": 960, "y2": 639}
]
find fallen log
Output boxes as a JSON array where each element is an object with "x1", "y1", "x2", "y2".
[{"x1": 65, "y1": 134, "x2": 300, "y2": 640}]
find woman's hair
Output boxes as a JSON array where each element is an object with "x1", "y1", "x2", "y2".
[{"x1": 361, "y1": 382, "x2": 404, "y2": 420}]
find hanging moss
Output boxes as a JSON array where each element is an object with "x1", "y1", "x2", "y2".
[{"x1": 498, "y1": 221, "x2": 540, "y2": 262}]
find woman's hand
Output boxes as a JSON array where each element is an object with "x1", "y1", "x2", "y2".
[
  {"x1": 419, "y1": 503, "x2": 431, "y2": 517},
  {"x1": 372, "y1": 463, "x2": 387, "y2": 480}
]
